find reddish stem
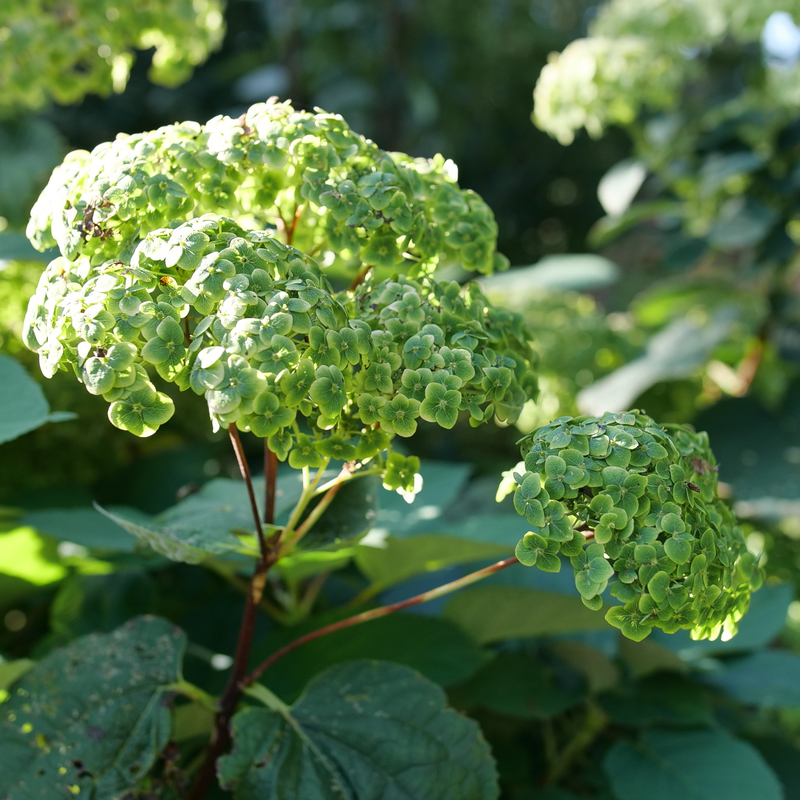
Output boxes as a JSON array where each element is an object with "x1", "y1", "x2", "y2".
[
  {"x1": 244, "y1": 555, "x2": 520, "y2": 685},
  {"x1": 228, "y1": 425, "x2": 265, "y2": 557},
  {"x1": 348, "y1": 263, "x2": 373, "y2": 292}
]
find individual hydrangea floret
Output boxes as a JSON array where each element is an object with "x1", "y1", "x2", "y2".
[{"x1": 510, "y1": 410, "x2": 762, "y2": 642}]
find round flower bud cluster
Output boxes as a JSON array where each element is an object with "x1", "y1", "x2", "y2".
[
  {"x1": 27, "y1": 100, "x2": 507, "y2": 279},
  {"x1": 511, "y1": 411, "x2": 761, "y2": 642},
  {"x1": 0, "y1": 0, "x2": 224, "y2": 112},
  {"x1": 23, "y1": 215, "x2": 536, "y2": 470}
]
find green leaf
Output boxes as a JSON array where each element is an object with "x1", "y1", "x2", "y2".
[
  {"x1": 373, "y1": 460, "x2": 472, "y2": 536},
  {"x1": 604, "y1": 728, "x2": 782, "y2": 800},
  {"x1": 0, "y1": 616, "x2": 185, "y2": 797},
  {"x1": 218, "y1": 661, "x2": 499, "y2": 799},
  {"x1": 355, "y1": 514, "x2": 522, "y2": 592},
  {"x1": 577, "y1": 306, "x2": 739, "y2": 415},
  {"x1": 257, "y1": 615, "x2": 486, "y2": 704},
  {"x1": 94, "y1": 500, "x2": 252, "y2": 565},
  {"x1": 296, "y1": 474, "x2": 380, "y2": 551},
  {"x1": 443, "y1": 586, "x2": 609, "y2": 644},
  {"x1": 598, "y1": 672, "x2": 711, "y2": 726},
  {"x1": 0, "y1": 232, "x2": 56, "y2": 262},
  {"x1": 478, "y1": 254, "x2": 619, "y2": 305},
  {"x1": 453, "y1": 652, "x2": 584, "y2": 719},
  {"x1": 0, "y1": 354, "x2": 50, "y2": 444},
  {"x1": 21, "y1": 507, "x2": 138, "y2": 551},
  {"x1": 0, "y1": 659, "x2": 34, "y2": 692},
  {"x1": 701, "y1": 651, "x2": 800, "y2": 708}
]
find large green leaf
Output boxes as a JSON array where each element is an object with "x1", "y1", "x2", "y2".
[
  {"x1": 355, "y1": 512, "x2": 522, "y2": 592},
  {"x1": 453, "y1": 652, "x2": 585, "y2": 719},
  {"x1": 218, "y1": 660, "x2": 499, "y2": 799},
  {"x1": 0, "y1": 354, "x2": 50, "y2": 444},
  {"x1": 296, "y1": 474, "x2": 380, "y2": 552},
  {"x1": 256, "y1": 615, "x2": 486, "y2": 703},
  {"x1": 604, "y1": 729, "x2": 782, "y2": 800},
  {"x1": 94, "y1": 502, "x2": 248, "y2": 564},
  {"x1": 443, "y1": 586, "x2": 610, "y2": 644},
  {"x1": 598, "y1": 672, "x2": 711, "y2": 726},
  {"x1": 21, "y1": 507, "x2": 138, "y2": 551},
  {"x1": 373, "y1": 460, "x2": 472, "y2": 536},
  {"x1": 695, "y1": 386, "x2": 800, "y2": 508},
  {"x1": 700, "y1": 650, "x2": 800, "y2": 708},
  {"x1": 0, "y1": 616, "x2": 186, "y2": 799},
  {"x1": 355, "y1": 532, "x2": 511, "y2": 593}
]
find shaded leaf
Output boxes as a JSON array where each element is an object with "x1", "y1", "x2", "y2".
[
  {"x1": 604, "y1": 728, "x2": 782, "y2": 800},
  {"x1": 453, "y1": 652, "x2": 585, "y2": 719},
  {"x1": 297, "y1": 474, "x2": 380, "y2": 552},
  {"x1": 257, "y1": 615, "x2": 486, "y2": 704},
  {"x1": 21, "y1": 507, "x2": 137, "y2": 551},
  {"x1": 218, "y1": 660, "x2": 499, "y2": 799},
  {"x1": 0, "y1": 354, "x2": 49, "y2": 444},
  {"x1": 0, "y1": 616, "x2": 185, "y2": 798},
  {"x1": 700, "y1": 650, "x2": 800, "y2": 708},
  {"x1": 443, "y1": 585, "x2": 609, "y2": 644}
]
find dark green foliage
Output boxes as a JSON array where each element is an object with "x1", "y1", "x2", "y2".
[
  {"x1": 0, "y1": 616, "x2": 185, "y2": 798},
  {"x1": 218, "y1": 661, "x2": 499, "y2": 799}
]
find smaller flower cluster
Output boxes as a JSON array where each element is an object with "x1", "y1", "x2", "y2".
[
  {"x1": 24, "y1": 215, "x2": 537, "y2": 473},
  {"x1": 511, "y1": 411, "x2": 761, "y2": 641},
  {"x1": 28, "y1": 101, "x2": 506, "y2": 280},
  {"x1": 0, "y1": 0, "x2": 223, "y2": 111}
]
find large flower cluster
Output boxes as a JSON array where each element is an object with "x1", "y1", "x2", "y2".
[
  {"x1": 27, "y1": 101, "x2": 506, "y2": 279},
  {"x1": 23, "y1": 215, "x2": 536, "y2": 468},
  {"x1": 512, "y1": 411, "x2": 761, "y2": 642},
  {"x1": 0, "y1": 0, "x2": 224, "y2": 112}
]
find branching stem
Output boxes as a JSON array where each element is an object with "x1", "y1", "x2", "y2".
[{"x1": 244, "y1": 555, "x2": 520, "y2": 685}]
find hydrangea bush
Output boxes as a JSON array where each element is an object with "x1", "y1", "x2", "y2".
[{"x1": 9, "y1": 101, "x2": 764, "y2": 799}]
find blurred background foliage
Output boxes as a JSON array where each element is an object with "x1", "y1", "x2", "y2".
[{"x1": 7, "y1": 1, "x2": 800, "y2": 797}]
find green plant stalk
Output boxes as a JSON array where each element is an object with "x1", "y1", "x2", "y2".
[
  {"x1": 189, "y1": 427, "x2": 280, "y2": 800},
  {"x1": 278, "y1": 474, "x2": 347, "y2": 556},
  {"x1": 546, "y1": 702, "x2": 608, "y2": 785},
  {"x1": 162, "y1": 680, "x2": 218, "y2": 712},
  {"x1": 281, "y1": 457, "x2": 331, "y2": 537},
  {"x1": 244, "y1": 555, "x2": 521, "y2": 686}
]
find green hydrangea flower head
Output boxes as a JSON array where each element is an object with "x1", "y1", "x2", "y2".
[
  {"x1": 24, "y1": 214, "x2": 537, "y2": 466},
  {"x1": 27, "y1": 100, "x2": 507, "y2": 280},
  {"x1": 511, "y1": 410, "x2": 761, "y2": 642}
]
